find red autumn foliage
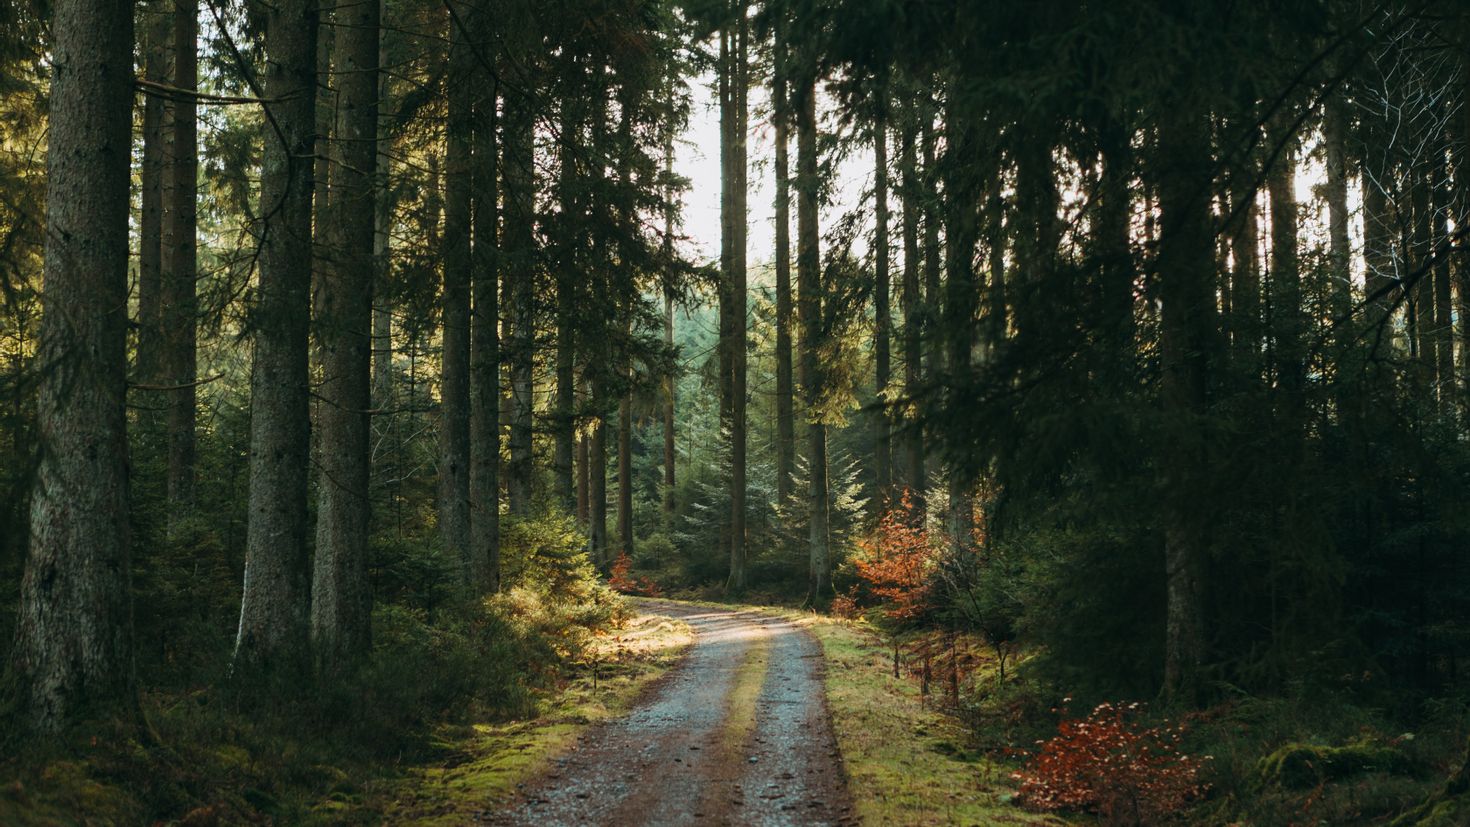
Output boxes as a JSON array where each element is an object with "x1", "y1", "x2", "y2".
[
  {"x1": 1012, "y1": 701, "x2": 1209, "y2": 825},
  {"x1": 608, "y1": 551, "x2": 662, "y2": 597},
  {"x1": 852, "y1": 492, "x2": 934, "y2": 624}
]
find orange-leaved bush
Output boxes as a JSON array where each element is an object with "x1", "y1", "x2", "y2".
[
  {"x1": 608, "y1": 551, "x2": 662, "y2": 597},
  {"x1": 851, "y1": 491, "x2": 935, "y2": 624},
  {"x1": 1012, "y1": 701, "x2": 1209, "y2": 825}
]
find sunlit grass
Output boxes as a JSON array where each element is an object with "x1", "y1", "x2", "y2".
[{"x1": 770, "y1": 610, "x2": 1070, "y2": 826}]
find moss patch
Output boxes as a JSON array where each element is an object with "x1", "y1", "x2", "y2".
[{"x1": 1257, "y1": 741, "x2": 1411, "y2": 790}]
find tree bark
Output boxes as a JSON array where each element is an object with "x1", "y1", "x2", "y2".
[
  {"x1": 1228, "y1": 123, "x2": 1261, "y2": 363},
  {"x1": 873, "y1": 107, "x2": 892, "y2": 508},
  {"x1": 469, "y1": 14, "x2": 501, "y2": 592},
  {"x1": 1156, "y1": 109, "x2": 1217, "y2": 704},
  {"x1": 772, "y1": 15, "x2": 795, "y2": 507},
  {"x1": 554, "y1": 54, "x2": 581, "y2": 516},
  {"x1": 662, "y1": 73, "x2": 678, "y2": 522},
  {"x1": 942, "y1": 98, "x2": 980, "y2": 552},
  {"x1": 1267, "y1": 115, "x2": 1303, "y2": 416},
  {"x1": 136, "y1": 2, "x2": 168, "y2": 429},
  {"x1": 589, "y1": 376, "x2": 609, "y2": 567},
  {"x1": 898, "y1": 98, "x2": 924, "y2": 510},
  {"x1": 728, "y1": 5, "x2": 749, "y2": 592},
  {"x1": 15, "y1": 0, "x2": 137, "y2": 730},
  {"x1": 235, "y1": 0, "x2": 317, "y2": 673},
  {"x1": 504, "y1": 80, "x2": 536, "y2": 516},
  {"x1": 439, "y1": 11, "x2": 472, "y2": 575},
  {"x1": 311, "y1": 0, "x2": 378, "y2": 666},
  {"x1": 162, "y1": 0, "x2": 199, "y2": 515},
  {"x1": 1432, "y1": 151, "x2": 1454, "y2": 409},
  {"x1": 796, "y1": 77, "x2": 828, "y2": 603}
]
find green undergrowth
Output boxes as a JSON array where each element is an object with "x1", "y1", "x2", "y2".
[{"x1": 0, "y1": 510, "x2": 651, "y2": 825}]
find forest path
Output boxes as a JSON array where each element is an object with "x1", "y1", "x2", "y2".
[{"x1": 484, "y1": 599, "x2": 856, "y2": 826}]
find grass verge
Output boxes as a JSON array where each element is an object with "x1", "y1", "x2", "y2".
[
  {"x1": 381, "y1": 607, "x2": 694, "y2": 824},
  {"x1": 763, "y1": 610, "x2": 1066, "y2": 826}
]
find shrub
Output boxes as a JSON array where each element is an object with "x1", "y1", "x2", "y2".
[
  {"x1": 1012, "y1": 701, "x2": 1209, "y2": 825},
  {"x1": 850, "y1": 492, "x2": 936, "y2": 625},
  {"x1": 609, "y1": 551, "x2": 662, "y2": 597}
]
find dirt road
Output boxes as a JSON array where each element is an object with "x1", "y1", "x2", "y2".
[{"x1": 486, "y1": 600, "x2": 855, "y2": 826}]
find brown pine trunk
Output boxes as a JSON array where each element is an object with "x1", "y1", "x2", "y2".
[
  {"x1": 15, "y1": 0, "x2": 137, "y2": 730},
  {"x1": 729, "y1": 6, "x2": 749, "y2": 592},
  {"x1": 898, "y1": 98, "x2": 924, "y2": 510},
  {"x1": 439, "y1": 11, "x2": 472, "y2": 574},
  {"x1": 662, "y1": 71, "x2": 677, "y2": 522},
  {"x1": 1156, "y1": 110, "x2": 1217, "y2": 703},
  {"x1": 136, "y1": 2, "x2": 168, "y2": 425},
  {"x1": 577, "y1": 421, "x2": 590, "y2": 525},
  {"x1": 468, "y1": 6, "x2": 500, "y2": 592},
  {"x1": 873, "y1": 108, "x2": 892, "y2": 509},
  {"x1": 589, "y1": 376, "x2": 609, "y2": 568},
  {"x1": 311, "y1": 0, "x2": 378, "y2": 666},
  {"x1": 504, "y1": 80, "x2": 536, "y2": 515},
  {"x1": 1096, "y1": 115, "x2": 1133, "y2": 366},
  {"x1": 1267, "y1": 116, "x2": 1303, "y2": 415},
  {"x1": 921, "y1": 100, "x2": 942, "y2": 380},
  {"x1": 554, "y1": 54, "x2": 580, "y2": 515},
  {"x1": 163, "y1": 0, "x2": 199, "y2": 514},
  {"x1": 235, "y1": 0, "x2": 317, "y2": 672},
  {"x1": 942, "y1": 99, "x2": 979, "y2": 551},
  {"x1": 797, "y1": 77, "x2": 828, "y2": 603},
  {"x1": 772, "y1": 17, "x2": 795, "y2": 507},
  {"x1": 1433, "y1": 152, "x2": 1454, "y2": 409},
  {"x1": 1228, "y1": 124, "x2": 1261, "y2": 363}
]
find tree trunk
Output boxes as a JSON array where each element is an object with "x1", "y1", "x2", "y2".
[
  {"x1": 235, "y1": 0, "x2": 317, "y2": 673},
  {"x1": 1411, "y1": 165, "x2": 1433, "y2": 365},
  {"x1": 618, "y1": 366, "x2": 634, "y2": 559},
  {"x1": 1156, "y1": 110, "x2": 1217, "y2": 704},
  {"x1": 796, "y1": 77, "x2": 828, "y2": 603},
  {"x1": 439, "y1": 12, "x2": 472, "y2": 575},
  {"x1": 469, "y1": 21, "x2": 500, "y2": 592},
  {"x1": 504, "y1": 81, "x2": 536, "y2": 516},
  {"x1": 662, "y1": 72, "x2": 677, "y2": 522},
  {"x1": 311, "y1": 0, "x2": 378, "y2": 667},
  {"x1": 554, "y1": 55, "x2": 580, "y2": 515},
  {"x1": 1432, "y1": 151, "x2": 1454, "y2": 410},
  {"x1": 898, "y1": 98, "x2": 924, "y2": 511},
  {"x1": 921, "y1": 101, "x2": 943, "y2": 381},
  {"x1": 589, "y1": 377, "x2": 609, "y2": 567},
  {"x1": 873, "y1": 107, "x2": 892, "y2": 509},
  {"x1": 1096, "y1": 114, "x2": 1133, "y2": 367},
  {"x1": 577, "y1": 421, "x2": 590, "y2": 525},
  {"x1": 942, "y1": 99, "x2": 980, "y2": 552},
  {"x1": 772, "y1": 16, "x2": 795, "y2": 507},
  {"x1": 1228, "y1": 123, "x2": 1261, "y2": 363},
  {"x1": 728, "y1": 6, "x2": 749, "y2": 592},
  {"x1": 1323, "y1": 98, "x2": 1354, "y2": 419},
  {"x1": 1267, "y1": 115, "x2": 1303, "y2": 416},
  {"x1": 15, "y1": 0, "x2": 137, "y2": 730},
  {"x1": 163, "y1": 0, "x2": 199, "y2": 515},
  {"x1": 136, "y1": 2, "x2": 168, "y2": 432}
]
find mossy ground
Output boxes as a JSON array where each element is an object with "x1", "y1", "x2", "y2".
[
  {"x1": 382, "y1": 609, "x2": 694, "y2": 823},
  {"x1": 754, "y1": 609, "x2": 1067, "y2": 826},
  {"x1": 0, "y1": 607, "x2": 692, "y2": 826}
]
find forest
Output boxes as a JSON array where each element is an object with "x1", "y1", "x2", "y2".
[{"x1": 2, "y1": 0, "x2": 1470, "y2": 823}]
